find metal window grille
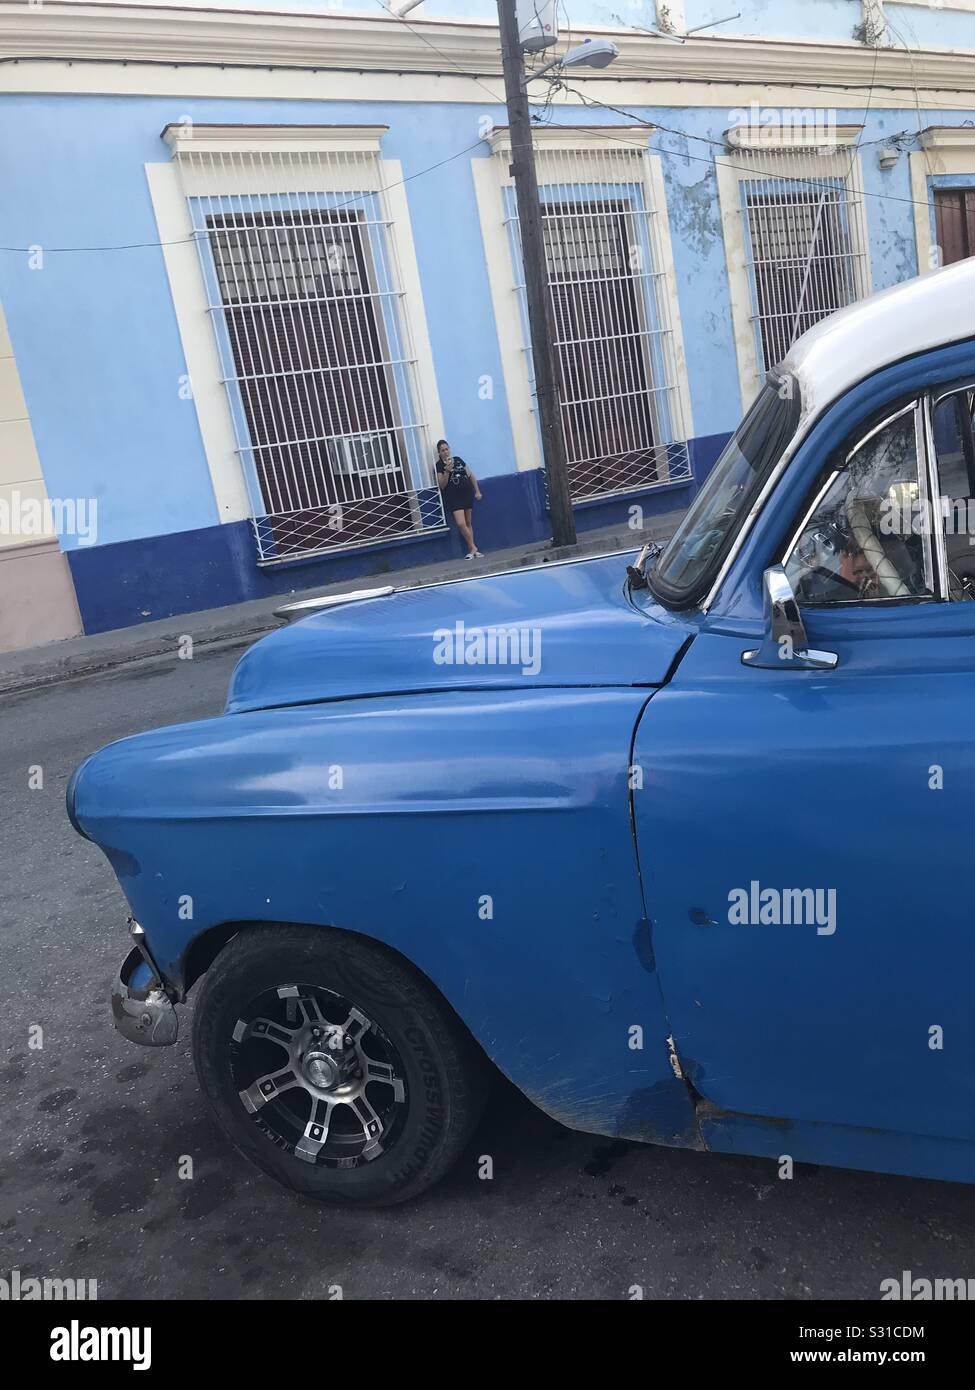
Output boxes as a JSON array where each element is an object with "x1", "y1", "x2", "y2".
[
  {"x1": 737, "y1": 146, "x2": 869, "y2": 375},
  {"x1": 499, "y1": 137, "x2": 691, "y2": 505},
  {"x1": 173, "y1": 140, "x2": 445, "y2": 563}
]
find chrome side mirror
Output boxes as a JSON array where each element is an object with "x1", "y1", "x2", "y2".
[{"x1": 742, "y1": 566, "x2": 838, "y2": 670}]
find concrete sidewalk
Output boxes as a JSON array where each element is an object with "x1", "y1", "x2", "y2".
[{"x1": 0, "y1": 510, "x2": 685, "y2": 696}]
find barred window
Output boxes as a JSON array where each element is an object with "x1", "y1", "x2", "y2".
[
  {"x1": 717, "y1": 129, "x2": 871, "y2": 402},
  {"x1": 497, "y1": 131, "x2": 691, "y2": 504},
  {"x1": 169, "y1": 130, "x2": 444, "y2": 563},
  {"x1": 544, "y1": 202, "x2": 662, "y2": 500},
  {"x1": 733, "y1": 142, "x2": 869, "y2": 377},
  {"x1": 743, "y1": 178, "x2": 861, "y2": 373}
]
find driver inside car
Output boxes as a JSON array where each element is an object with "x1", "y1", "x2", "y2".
[
  {"x1": 837, "y1": 539, "x2": 883, "y2": 600},
  {"x1": 794, "y1": 528, "x2": 884, "y2": 604}
]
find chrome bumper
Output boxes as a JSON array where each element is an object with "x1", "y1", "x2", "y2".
[{"x1": 111, "y1": 945, "x2": 179, "y2": 1046}]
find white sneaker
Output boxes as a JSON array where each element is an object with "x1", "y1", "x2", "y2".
[
  {"x1": 465, "y1": 551, "x2": 476, "y2": 559},
  {"x1": 473, "y1": 549, "x2": 484, "y2": 557}
]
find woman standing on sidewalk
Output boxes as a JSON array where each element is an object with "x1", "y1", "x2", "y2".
[{"x1": 436, "y1": 439, "x2": 483, "y2": 558}]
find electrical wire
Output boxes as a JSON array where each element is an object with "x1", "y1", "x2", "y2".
[
  {"x1": 554, "y1": 81, "x2": 949, "y2": 214},
  {"x1": 0, "y1": 13, "x2": 970, "y2": 251},
  {"x1": 882, "y1": 9, "x2": 937, "y2": 184},
  {"x1": 365, "y1": 0, "x2": 508, "y2": 107},
  {"x1": 0, "y1": 134, "x2": 488, "y2": 252},
  {"x1": 0, "y1": 98, "x2": 953, "y2": 253}
]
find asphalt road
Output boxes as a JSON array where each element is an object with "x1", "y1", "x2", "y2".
[{"x1": 1, "y1": 644, "x2": 973, "y2": 1301}]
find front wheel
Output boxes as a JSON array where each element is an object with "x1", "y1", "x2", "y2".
[{"x1": 192, "y1": 925, "x2": 489, "y2": 1206}]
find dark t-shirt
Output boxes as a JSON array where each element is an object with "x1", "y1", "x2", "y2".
[{"x1": 437, "y1": 455, "x2": 476, "y2": 508}]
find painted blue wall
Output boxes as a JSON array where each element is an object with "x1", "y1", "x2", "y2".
[
  {"x1": 0, "y1": 77, "x2": 971, "y2": 632},
  {"x1": 886, "y1": 3, "x2": 975, "y2": 49},
  {"x1": 0, "y1": 91, "x2": 808, "y2": 555},
  {"x1": 0, "y1": 98, "x2": 221, "y2": 545},
  {"x1": 0, "y1": 94, "x2": 523, "y2": 548},
  {"x1": 103, "y1": 0, "x2": 956, "y2": 49},
  {"x1": 683, "y1": 0, "x2": 857, "y2": 41}
]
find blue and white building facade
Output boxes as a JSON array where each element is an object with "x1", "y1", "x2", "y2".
[{"x1": 2, "y1": 0, "x2": 975, "y2": 645}]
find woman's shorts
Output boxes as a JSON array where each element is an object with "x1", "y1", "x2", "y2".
[{"x1": 445, "y1": 485, "x2": 476, "y2": 512}]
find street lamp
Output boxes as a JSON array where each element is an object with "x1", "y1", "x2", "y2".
[{"x1": 526, "y1": 38, "x2": 621, "y2": 85}]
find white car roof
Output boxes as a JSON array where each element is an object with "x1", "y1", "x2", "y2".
[{"x1": 781, "y1": 256, "x2": 975, "y2": 425}]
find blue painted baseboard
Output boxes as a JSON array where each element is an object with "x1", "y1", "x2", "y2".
[{"x1": 67, "y1": 435, "x2": 729, "y2": 635}]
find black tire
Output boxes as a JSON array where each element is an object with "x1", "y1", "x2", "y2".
[{"x1": 191, "y1": 924, "x2": 489, "y2": 1206}]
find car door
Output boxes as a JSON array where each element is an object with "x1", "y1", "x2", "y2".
[{"x1": 632, "y1": 387, "x2": 975, "y2": 1142}]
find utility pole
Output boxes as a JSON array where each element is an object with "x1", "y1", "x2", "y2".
[{"x1": 496, "y1": 0, "x2": 577, "y2": 547}]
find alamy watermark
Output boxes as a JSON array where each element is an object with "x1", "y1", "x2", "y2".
[
  {"x1": 0, "y1": 1267, "x2": 97, "y2": 1300},
  {"x1": 432, "y1": 621, "x2": 542, "y2": 676},
  {"x1": 728, "y1": 880, "x2": 837, "y2": 936},
  {"x1": 881, "y1": 1270, "x2": 975, "y2": 1300},
  {"x1": 727, "y1": 102, "x2": 839, "y2": 152},
  {"x1": 880, "y1": 494, "x2": 975, "y2": 544},
  {"x1": 0, "y1": 491, "x2": 97, "y2": 546},
  {"x1": 50, "y1": 1320, "x2": 151, "y2": 1371}
]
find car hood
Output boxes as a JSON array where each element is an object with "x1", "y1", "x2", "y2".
[{"x1": 226, "y1": 552, "x2": 692, "y2": 714}]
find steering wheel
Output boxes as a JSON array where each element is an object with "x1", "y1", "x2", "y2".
[{"x1": 798, "y1": 564, "x2": 865, "y2": 604}]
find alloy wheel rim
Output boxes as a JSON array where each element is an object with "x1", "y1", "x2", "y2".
[{"x1": 230, "y1": 983, "x2": 408, "y2": 1168}]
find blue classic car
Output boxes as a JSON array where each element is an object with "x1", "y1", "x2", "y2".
[{"x1": 69, "y1": 259, "x2": 975, "y2": 1205}]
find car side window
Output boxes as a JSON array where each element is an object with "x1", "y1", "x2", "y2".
[
  {"x1": 931, "y1": 386, "x2": 975, "y2": 601},
  {"x1": 784, "y1": 404, "x2": 933, "y2": 606}
]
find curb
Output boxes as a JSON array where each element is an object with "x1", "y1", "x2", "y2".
[{"x1": 0, "y1": 622, "x2": 275, "y2": 699}]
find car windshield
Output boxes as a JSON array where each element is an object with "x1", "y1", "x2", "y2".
[{"x1": 648, "y1": 375, "x2": 801, "y2": 609}]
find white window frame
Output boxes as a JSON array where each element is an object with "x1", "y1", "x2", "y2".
[
  {"x1": 911, "y1": 126, "x2": 975, "y2": 275},
  {"x1": 145, "y1": 124, "x2": 444, "y2": 540},
  {"x1": 715, "y1": 124, "x2": 872, "y2": 412},
  {"x1": 472, "y1": 125, "x2": 693, "y2": 480}
]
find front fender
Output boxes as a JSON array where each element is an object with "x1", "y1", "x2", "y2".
[{"x1": 71, "y1": 687, "x2": 696, "y2": 1144}]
